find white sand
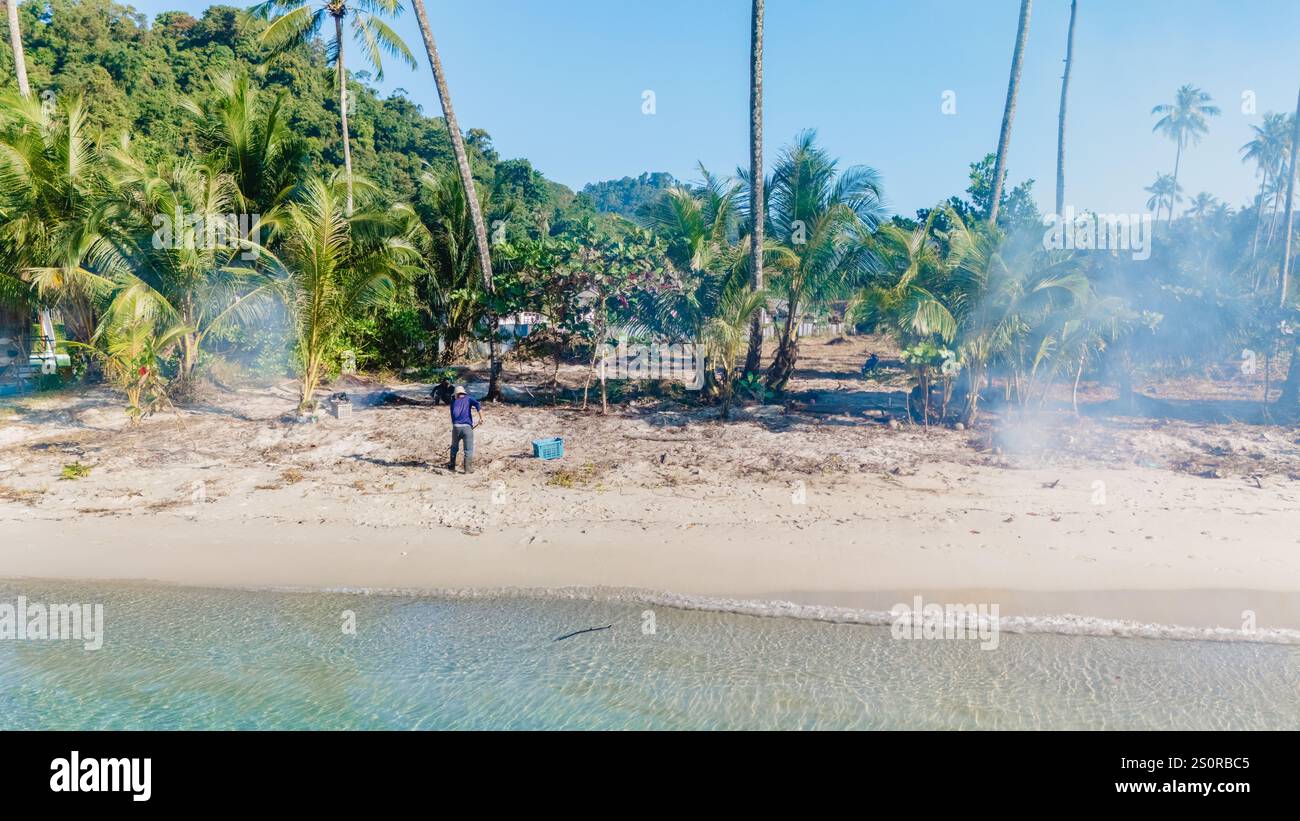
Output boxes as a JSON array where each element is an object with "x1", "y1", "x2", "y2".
[{"x1": 2, "y1": 337, "x2": 1299, "y2": 633}]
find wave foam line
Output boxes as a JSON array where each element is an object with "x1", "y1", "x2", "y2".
[{"x1": 255, "y1": 583, "x2": 1300, "y2": 646}]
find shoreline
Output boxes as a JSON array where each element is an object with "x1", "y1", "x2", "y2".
[
  {"x1": 4, "y1": 515, "x2": 1299, "y2": 642},
  {"x1": 4, "y1": 573, "x2": 1299, "y2": 646}
]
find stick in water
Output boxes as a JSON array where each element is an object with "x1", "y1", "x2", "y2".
[{"x1": 553, "y1": 624, "x2": 613, "y2": 642}]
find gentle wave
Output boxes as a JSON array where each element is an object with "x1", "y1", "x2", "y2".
[{"x1": 244, "y1": 583, "x2": 1300, "y2": 646}]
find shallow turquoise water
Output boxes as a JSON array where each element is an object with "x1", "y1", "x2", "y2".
[{"x1": 1, "y1": 580, "x2": 1297, "y2": 730}]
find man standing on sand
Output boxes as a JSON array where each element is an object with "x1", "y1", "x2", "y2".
[{"x1": 447, "y1": 385, "x2": 482, "y2": 474}]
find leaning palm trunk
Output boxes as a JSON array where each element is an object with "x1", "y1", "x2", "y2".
[
  {"x1": 989, "y1": 0, "x2": 1032, "y2": 225},
  {"x1": 742, "y1": 0, "x2": 765, "y2": 376},
  {"x1": 409, "y1": 0, "x2": 501, "y2": 401}
]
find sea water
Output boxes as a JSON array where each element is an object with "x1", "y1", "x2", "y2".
[{"x1": 1, "y1": 580, "x2": 1297, "y2": 730}]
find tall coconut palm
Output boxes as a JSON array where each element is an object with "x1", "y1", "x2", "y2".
[
  {"x1": 250, "y1": 0, "x2": 415, "y2": 215},
  {"x1": 1278, "y1": 90, "x2": 1300, "y2": 405},
  {"x1": 763, "y1": 131, "x2": 885, "y2": 392},
  {"x1": 1151, "y1": 85, "x2": 1220, "y2": 218},
  {"x1": 1144, "y1": 173, "x2": 1181, "y2": 224},
  {"x1": 1241, "y1": 112, "x2": 1292, "y2": 257},
  {"x1": 408, "y1": 0, "x2": 502, "y2": 400},
  {"x1": 742, "y1": 0, "x2": 765, "y2": 376},
  {"x1": 5, "y1": 0, "x2": 30, "y2": 97},
  {"x1": 1184, "y1": 192, "x2": 1217, "y2": 220},
  {"x1": 271, "y1": 175, "x2": 413, "y2": 411},
  {"x1": 1054, "y1": 0, "x2": 1078, "y2": 217},
  {"x1": 989, "y1": 0, "x2": 1032, "y2": 226},
  {"x1": 1277, "y1": 87, "x2": 1300, "y2": 309}
]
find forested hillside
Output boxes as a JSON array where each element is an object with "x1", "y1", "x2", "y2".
[{"x1": 0, "y1": 0, "x2": 576, "y2": 222}]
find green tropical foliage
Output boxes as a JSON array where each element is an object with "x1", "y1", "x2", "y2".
[
  {"x1": 2, "y1": 0, "x2": 1300, "y2": 426},
  {"x1": 270, "y1": 175, "x2": 412, "y2": 410}
]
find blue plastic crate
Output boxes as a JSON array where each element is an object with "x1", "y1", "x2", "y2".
[{"x1": 531, "y1": 437, "x2": 564, "y2": 460}]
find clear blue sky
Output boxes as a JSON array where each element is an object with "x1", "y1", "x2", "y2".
[{"x1": 125, "y1": 0, "x2": 1300, "y2": 216}]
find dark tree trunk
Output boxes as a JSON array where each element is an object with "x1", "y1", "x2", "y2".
[
  {"x1": 989, "y1": 0, "x2": 1033, "y2": 225},
  {"x1": 334, "y1": 14, "x2": 354, "y2": 215},
  {"x1": 742, "y1": 0, "x2": 765, "y2": 376},
  {"x1": 764, "y1": 307, "x2": 799, "y2": 393},
  {"x1": 1054, "y1": 0, "x2": 1077, "y2": 217}
]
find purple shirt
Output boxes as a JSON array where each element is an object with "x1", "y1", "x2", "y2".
[{"x1": 450, "y1": 395, "x2": 480, "y2": 426}]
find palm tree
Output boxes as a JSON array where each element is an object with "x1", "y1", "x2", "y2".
[
  {"x1": 1277, "y1": 90, "x2": 1300, "y2": 405},
  {"x1": 742, "y1": 0, "x2": 765, "y2": 376},
  {"x1": 93, "y1": 155, "x2": 277, "y2": 389},
  {"x1": 949, "y1": 226, "x2": 1090, "y2": 419},
  {"x1": 250, "y1": 0, "x2": 415, "y2": 215},
  {"x1": 183, "y1": 73, "x2": 307, "y2": 217},
  {"x1": 1144, "y1": 173, "x2": 1181, "y2": 224},
  {"x1": 394, "y1": 167, "x2": 494, "y2": 361},
  {"x1": 637, "y1": 172, "x2": 747, "y2": 398},
  {"x1": 2, "y1": 4, "x2": 61, "y2": 366},
  {"x1": 853, "y1": 213, "x2": 969, "y2": 427},
  {"x1": 85, "y1": 287, "x2": 189, "y2": 423},
  {"x1": 704, "y1": 286, "x2": 768, "y2": 418},
  {"x1": 1054, "y1": 0, "x2": 1078, "y2": 217},
  {"x1": 763, "y1": 131, "x2": 885, "y2": 392},
  {"x1": 1187, "y1": 192, "x2": 1219, "y2": 220},
  {"x1": 1278, "y1": 87, "x2": 1300, "y2": 309},
  {"x1": 853, "y1": 210, "x2": 964, "y2": 350},
  {"x1": 1240, "y1": 112, "x2": 1292, "y2": 256},
  {"x1": 5, "y1": 0, "x2": 30, "y2": 97},
  {"x1": 0, "y1": 93, "x2": 112, "y2": 350},
  {"x1": 408, "y1": 0, "x2": 502, "y2": 400},
  {"x1": 1055, "y1": 293, "x2": 1134, "y2": 415},
  {"x1": 272, "y1": 175, "x2": 412, "y2": 411},
  {"x1": 989, "y1": 0, "x2": 1033, "y2": 226},
  {"x1": 1151, "y1": 85, "x2": 1220, "y2": 218}
]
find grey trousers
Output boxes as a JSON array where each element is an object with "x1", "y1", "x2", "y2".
[{"x1": 450, "y1": 424, "x2": 474, "y2": 460}]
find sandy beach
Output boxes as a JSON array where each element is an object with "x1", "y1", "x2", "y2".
[{"x1": 3, "y1": 337, "x2": 1299, "y2": 633}]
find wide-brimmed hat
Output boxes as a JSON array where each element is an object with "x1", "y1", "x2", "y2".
[{"x1": 454, "y1": 385, "x2": 467, "y2": 396}]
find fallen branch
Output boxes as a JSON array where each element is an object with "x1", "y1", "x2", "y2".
[{"x1": 553, "y1": 624, "x2": 613, "y2": 642}]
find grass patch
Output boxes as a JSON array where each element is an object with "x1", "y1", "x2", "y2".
[
  {"x1": 0, "y1": 484, "x2": 42, "y2": 504},
  {"x1": 60, "y1": 462, "x2": 91, "y2": 481},
  {"x1": 546, "y1": 462, "x2": 597, "y2": 488}
]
